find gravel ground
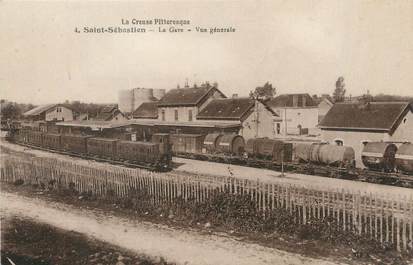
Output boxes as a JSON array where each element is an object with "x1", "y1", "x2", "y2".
[
  {"x1": 173, "y1": 157, "x2": 413, "y2": 198},
  {"x1": 0, "y1": 191, "x2": 345, "y2": 265}
]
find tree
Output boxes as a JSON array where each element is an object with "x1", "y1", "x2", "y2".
[
  {"x1": 249, "y1": 82, "x2": 276, "y2": 100},
  {"x1": 333, "y1": 76, "x2": 346, "y2": 102},
  {"x1": 1, "y1": 103, "x2": 21, "y2": 120}
]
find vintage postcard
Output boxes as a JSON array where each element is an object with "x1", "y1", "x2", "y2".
[{"x1": 1, "y1": 1, "x2": 412, "y2": 265}]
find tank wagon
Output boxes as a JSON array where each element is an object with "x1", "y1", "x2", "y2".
[
  {"x1": 294, "y1": 143, "x2": 355, "y2": 168},
  {"x1": 246, "y1": 138, "x2": 293, "y2": 162},
  {"x1": 203, "y1": 133, "x2": 222, "y2": 154},
  {"x1": 395, "y1": 143, "x2": 413, "y2": 174},
  {"x1": 215, "y1": 134, "x2": 245, "y2": 155},
  {"x1": 361, "y1": 142, "x2": 398, "y2": 172}
]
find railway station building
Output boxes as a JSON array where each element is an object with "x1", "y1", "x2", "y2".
[
  {"x1": 156, "y1": 84, "x2": 226, "y2": 123},
  {"x1": 55, "y1": 119, "x2": 241, "y2": 142},
  {"x1": 196, "y1": 97, "x2": 281, "y2": 140},
  {"x1": 319, "y1": 101, "x2": 413, "y2": 167}
]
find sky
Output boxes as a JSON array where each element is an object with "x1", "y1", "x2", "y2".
[{"x1": 1, "y1": 0, "x2": 412, "y2": 105}]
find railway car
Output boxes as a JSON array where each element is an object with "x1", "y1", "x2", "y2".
[
  {"x1": 169, "y1": 134, "x2": 205, "y2": 154},
  {"x1": 361, "y1": 142, "x2": 397, "y2": 172},
  {"x1": 294, "y1": 143, "x2": 355, "y2": 167},
  {"x1": 117, "y1": 140, "x2": 170, "y2": 168},
  {"x1": 215, "y1": 134, "x2": 245, "y2": 155},
  {"x1": 395, "y1": 143, "x2": 413, "y2": 174},
  {"x1": 87, "y1": 137, "x2": 119, "y2": 160},
  {"x1": 27, "y1": 130, "x2": 43, "y2": 147},
  {"x1": 11, "y1": 128, "x2": 28, "y2": 143},
  {"x1": 151, "y1": 133, "x2": 172, "y2": 155},
  {"x1": 204, "y1": 133, "x2": 222, "y2": 154},
  {"x1": 43, "y1": 133, "x2": 61, "y2": 150},
  {"x1": 61, "y1": 134, "x2": 91, "y2": 154},
  {"x1": 246, "y1": 138, "x2": 293, "y2": 162}
]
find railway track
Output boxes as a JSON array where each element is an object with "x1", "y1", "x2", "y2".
[
  {"x1": 5, "y1": 139, "x2": 413, "y2": 188},
  {"x1": 173, "y1": 152, "x2": 413, "y2": 188}
]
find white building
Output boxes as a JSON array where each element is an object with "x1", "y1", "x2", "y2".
[
  {"x1": 319, "y1": 101, "x2": 413, "y2": 167},
  {"x1": 267, "y1": 94, "x2": 319, "y2": 136},
  {"x1": 23, "y1": 104, "x2": 74, "y2": 122}
]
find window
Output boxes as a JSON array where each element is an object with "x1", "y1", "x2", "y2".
[
  {"x1": 161, "y1": 110, "x2": 165, "y2": 121},
  {"x1": 335, "y1": 139, "x2": 344, "y2": 146},
  {"x1": 276, "y1": 123, "x2": 281, "y2": 134},
  {"x1": 188, "y1": 110, "x2": 193, "y2": 121},
  {"x1": 174, "y1": 109, "x2": 178, "y2": 121},
  {"x1": 403, "y1": 118, "x2": 407, "y2": 124}
]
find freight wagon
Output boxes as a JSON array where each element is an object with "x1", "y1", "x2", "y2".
[{"x1": 8, "y1": 129, "x2": 172, "y2": 171}]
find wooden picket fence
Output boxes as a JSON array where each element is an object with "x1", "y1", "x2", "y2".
[{"x1": 1, "y1": 154, "x2": 413, "y2": 252}]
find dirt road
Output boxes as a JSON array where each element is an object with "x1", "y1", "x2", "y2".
[{"x1": 0, "y1": 192, "x2": 345, "y2": 265}]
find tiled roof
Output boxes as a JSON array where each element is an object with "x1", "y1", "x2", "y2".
[
  {"x1": 23, "y1": 104, "x2": 57, "y2": 116},
  {"x1": 267, "y1": 93, "x2": 317, "y2": 108},
  {"x1": 197, "y1": 98, "x2": 255, "y2": 120},
  {"x1": 318, "y1": 102, "x2": 412, "y2": 133},
  {"x1": 157, "y1": 86, "x2": 224, "y2": 107},
  {"x1": 95, "y1": 105, "x2": 123, "y2": 121},
  {"x1": 132, "y1": 102, "x2": 158, "y2": 119},
  {"x1": 197, "y1": 98, "x2": 277, "y2": 121}
]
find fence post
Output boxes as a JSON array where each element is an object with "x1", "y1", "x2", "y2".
[{"x1": 397, "y1": 198, "x2": 401, "y2": 252}]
